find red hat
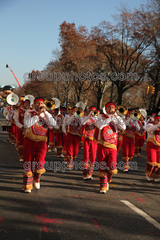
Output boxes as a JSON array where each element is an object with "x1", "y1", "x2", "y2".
[{"x1": 61, "y1": 107, "x2": 67, "y2": 112}]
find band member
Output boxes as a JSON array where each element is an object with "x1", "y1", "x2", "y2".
[
  {"x1": 81, "y1": 106, "x2": 98, "y2": 180},
  {"x1": 95, "y1": 102, "x2": 126, "y2": 193},
  {"x1": 55, "y1": 108, "x2": 65, "y2": 157},
  {"x1": 62, "y1": 107, "x2": 74, "y2": 162},
  {"x1": 122, "y1": 110, "x2": 140, "y2": 171},
  {"x1": 146, "y1": 115, "x2": 160, "y2": 182},
  {"x1": 22, "y1": 97, "x2": 57, "y2": 193},
  {"x1": 13, "y1": 99, "x2": 30, "y2": 161},
  {"x1": 48, "y1": 109, "x2": 58, "y2": 152},
  {"x1": 65, "y1": 106, "x2": 83, "y2": 170},
  {"x1": 135, "y1": 114, "x2": 146, "y2": 157}
]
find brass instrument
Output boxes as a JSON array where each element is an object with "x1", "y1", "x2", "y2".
[
  {"x1": 131, "y1": 109, "x2": 141, "y2": 121},
  {"x1": 44, "y1": 99, "x2": 56, "y2": 111},
  {"x1": 75, "y1": 101, "x2": 85, "y2": 111},
  {"x1": 24, "y1": 95, "x2": 35, "y2": 106},
  {"x1": 6, "y1": 93, "x2": 19, "y2": 105},
  {"x1": 92, "y1": 110, "x2": 99, "y2": 116},
  {"x1": 116, "y1": 105, "x2": 128, "y2": 116},
  {"x1": 44, "y1": 98, "x2": 60, "y2": 111},
  {"x1": 73, "y1": 107, "x2": 84, "y2": 118}
]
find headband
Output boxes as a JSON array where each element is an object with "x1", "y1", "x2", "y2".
[
  {"x1": 105, "y1": 103, "x2": 115, "y2": 108},
  {"x1": 154, "y1": 116, "x2": 160, "y2": 120},
  {"x1": 34, "y1": 98, "x2": 44, "y2": 104},
  {"x1": 89, "y1": 107, "x2": 97, "y2": 111}
]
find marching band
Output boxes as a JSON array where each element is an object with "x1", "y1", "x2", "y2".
[{"x1": 2, "y1": 93, "x2": 160, "y2": 194}]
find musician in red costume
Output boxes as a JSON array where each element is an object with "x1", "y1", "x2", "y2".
[
  {"x1": 55, "y1": 108, "x2": 66, "y2": 157},
  {"x1": 81, "y1": 106, "x2": 99, "y2": 180},
  {"x1": 122, "y1": 110, "x2": 140, "y2": 171},
  {"x1": 48, "y1": 109, "x2": 58, "y2": 152},
  {"x1": 65, "y1": 106, "x2": 84, "y2": 170},
  {"x1": 14, "y1": 99, "x2": 30, "y2": 161},
  {"x1": 62, "y1": 107, "x2": 74, "y2": 162},
  {"x1": 95, "y1": 102, "x2": 126, "y2": 193},
  {"x1": 135, "y1": 114, "x2": 146, "y2": 157},
  {"x1": 22, "y1": 97, "x2": 57, "y2": 193},
  {"x1": 146, "y1": 115, "x2": 160, "y2": 182}
]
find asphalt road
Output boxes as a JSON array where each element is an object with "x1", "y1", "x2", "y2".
[{"x1": 0, "y1": 112, "x2": 160, "y2": 240}]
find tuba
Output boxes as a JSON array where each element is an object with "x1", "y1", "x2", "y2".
[
  {"x1": 24, "y1": 95, "x2": 35, "y2": 106},
  {"x1": 44, "y1": 98, "x2": 60, "y2": 111},
  {"x1": 139, "y1": 108, "x2": 147, "y2": 119},
  {"x1": 6, "y1": 93, "x2": 19, "y2": 105}
]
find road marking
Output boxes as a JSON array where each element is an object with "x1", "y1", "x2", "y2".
[{"x1": 121, "y1": 200, "x2": 160, "y2": 230}]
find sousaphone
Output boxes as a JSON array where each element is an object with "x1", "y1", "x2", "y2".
[
  {"x1": 6, "y1": 93, "x2": 19, "y2": 105},
  {"x1": 139, "y1": 108, "x2": 147, "y2": 119},
  {"x1": 24, "y1": 95, "x2": 35, "y2": 106},
  {"x1": 74, "y1": 101, "x2": 85, "y2": 118}
]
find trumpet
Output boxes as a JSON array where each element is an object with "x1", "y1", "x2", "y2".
[
  {"x1": 44, "y1": 98, "x2": 60, "y2": 111},
  {"x1": 92, "y1": 110, "x2": 99, "y2": 116},
  {"x1": 116, "y1": 105, "x2": 128, "y2": 116},
  {"x1": 44, "y1": 99, "x2": 56, "y2": 111},
  {"x1": 73, "y1": 107, "x2": 84, "y2": 118}
]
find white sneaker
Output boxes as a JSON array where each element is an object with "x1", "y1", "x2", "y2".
[
  {"x1": 34, "y1": 180, "x2": 40, "y2": 189},
  {"x1": 24, "y1": 189, "x2": 31, "y2": 193},
  {"x1": 123, "y1": 168, "x2": 128, "y2": 172},
  {"x1": 153, "y1": 178, "x2": 159, "y2": 182},
  {"x1": 83, "y1": 176, "x2": 93, "y2": 180},
  {"x1": 100, "y1": 183, "x2": 109, "y2": 193},
  {"x1": 61, "y1": 154, "x2": 64, "y2": 157},
  {"x1": 100, "y1": 190, "x2": 106, "y2": 194}
]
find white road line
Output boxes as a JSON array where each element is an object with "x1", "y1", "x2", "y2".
[{"x1": 121, "y1": 200, "x2": 160, "y2": 230}]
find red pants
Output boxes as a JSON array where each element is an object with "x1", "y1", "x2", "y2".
[
  {"x1": 117, "y1": 139, "x2": 123, "y2": 154},
  {"x1": 135, "y1": 134, "x2": 145, "y2": 154},
  {"x1": 146, "y1": 141, "x2": 160, "y2": 179},
  {"x1": 122, "y1": 134, "x2": 135, "y2": 168},
  {"x1": 67, "y1": 133, "x2": 80, "y2": 169},
  {"x1": 82, "y1": 138, "x2": 97, "y2": 177},
  {"x1": 48, "y1": 129, "x2": 55, "y2": 151},
  {"x1": 22, "y1": 138, "x2": 46, "y2": 190},
  {"x1": 97, "y1": 144, "x2": 117, "y2": 191}
]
